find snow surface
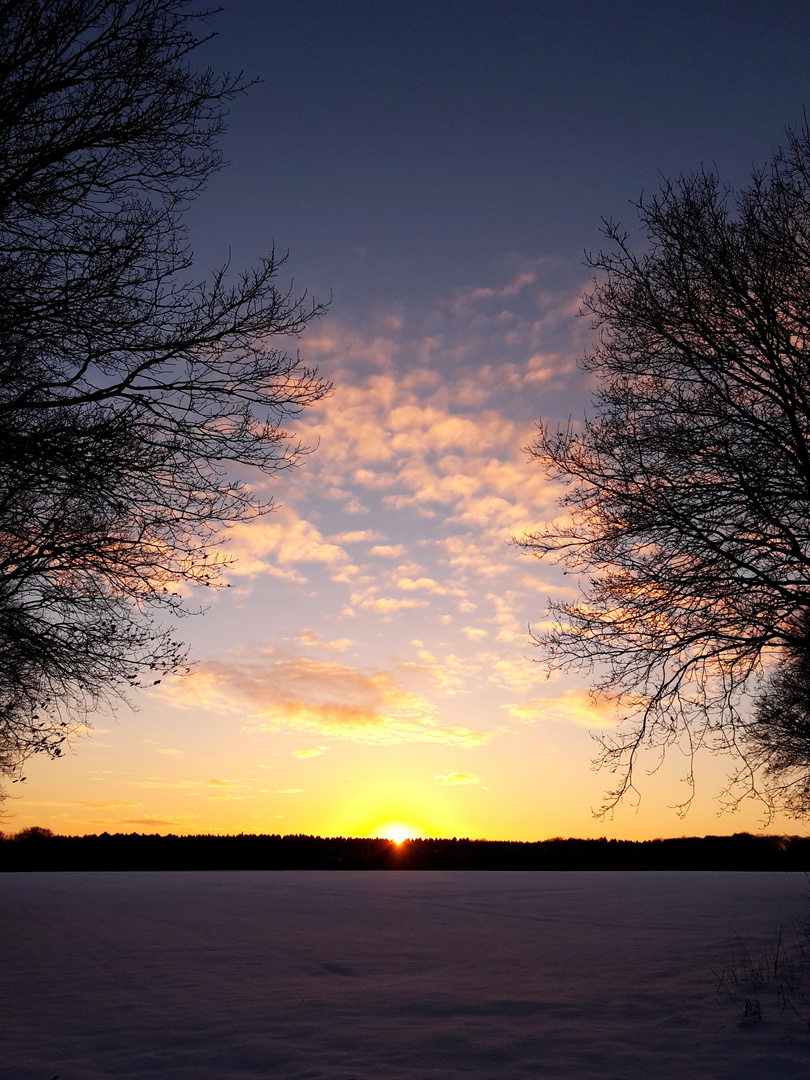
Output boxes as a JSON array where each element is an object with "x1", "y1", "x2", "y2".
[{"x1": 1, "y1": 870, "x2": 808, "y2": 1079}]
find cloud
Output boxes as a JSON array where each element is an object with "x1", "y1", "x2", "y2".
[
  {"x1": 293, "y1": 629, "x2": 353, "y2": 652},
  {"x1": 329, "y1": 530, "x2": 386, "y2": 543},
  {"x1": 369, "y1": 544, "x2": 408, "y2": 558},
  {"x1": 21, "y1": 800, "x2": 141, "y2": 809},
  {"x1": 292, "y1": 748, "x2": 327, "y2": 758},
  {"x1": 363, "y1": 596, "x2": 429, "y2": 613},
  {"x1": 436, "y1": 772, "x2": 481, "y2": 786},
  {"x1": 132, "y1": 777, "x2": 241, "y2": 792},
  {"x1": 137, "y1": 279, "x2": 589, "y2": 763},
  {"x1": 224, "y1": 507, "x2": 355, "y2": 581},
  {"x1": 155, "y1": 748, "x2": 183, "y2": 757},
  {"x1": 119, "y1": 818, "x2": 190, "y2": 829},
  {"x1": 397, "y1": 576, "x2": 448, "y2": 594},
  {"x1": 290, "y1": 324, "x2": 567, "y2": 557},
  {"x1": 79, "y1": 800, "x2": 142, "y2": 808},
  {"x1": 163, "y1": 653, "x2": 489, "y2": 746},
  {"x1": 506, "y1": 687, "x2": 618, "y2": 729},
  {"x1": 265, "y1": 788, "x2": 304, "y2": 794},
  {"x1": 132, "y1": 778, "x2": 201, "y2": 789}
]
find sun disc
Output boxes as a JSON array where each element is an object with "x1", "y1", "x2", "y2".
[{"x1": 372, "y1": 821, "x2": 422, "y2": 844}]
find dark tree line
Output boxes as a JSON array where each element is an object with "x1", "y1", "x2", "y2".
[
  {"x1": 0, "y1": 0, "x2": 329, "y2": 780},
  {"x1": 3, "y1": 828, "x2": 808, "y2": 872},
  {"x1": 523, "y1": 123, "x2": 810, "y2": 819}
]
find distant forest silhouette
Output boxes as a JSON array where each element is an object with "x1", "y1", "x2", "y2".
[{"x1": 2, "y1": 829, "x2": 809, "y2": 871}]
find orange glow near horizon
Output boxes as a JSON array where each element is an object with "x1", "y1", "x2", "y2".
[{"x1": 370, "y1": 822, "x2": 426, "y2": 843}]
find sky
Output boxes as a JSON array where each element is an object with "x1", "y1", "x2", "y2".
[{"x1": 10, "y1": 0, "x2": 810, "y2": 841}]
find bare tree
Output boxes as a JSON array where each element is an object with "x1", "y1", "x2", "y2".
[
  {"x1": 737, "y1": 616, "x2": 810, "y2": 817},
  {"x1": 520, "y1": 123, "x2": 810, "y2": 818},
  {"x1": 0, "y1": 0, "x2": 330, "y2": 776}
]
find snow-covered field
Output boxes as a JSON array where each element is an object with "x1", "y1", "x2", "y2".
[{"x1": 1, "y1": 870, "x2": 808, "y2": 1079}]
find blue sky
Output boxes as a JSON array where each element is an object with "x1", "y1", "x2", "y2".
[{"x1": 190, "y1": 0, "x2": 810, "y2": 309}]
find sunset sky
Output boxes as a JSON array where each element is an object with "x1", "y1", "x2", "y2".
[{"x1": 11, "y1": 0, "x2": 810, "y2": 840}]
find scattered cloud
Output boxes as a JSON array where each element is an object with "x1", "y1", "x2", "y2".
[
  {"x1": 119, "y1": 818, "x2": 191, "y2": 829},
  {"x1": 224, "y1": 507, "x2": 355, "y2": 581},
  {"x1": 329, "y1": 530, "x2": 386, "y2": 543},
  {"x1": 162, "y1": 653, "x2": 489, "y2": 746},
  {"x1": 19, "y1": 800, "x2": 141, "y2": 809},
  {"x1": 78, "y1": 800, "x2": 142, "y2": 808},
  {"x1": 65, "y1": 724, "x2": 110, "y2": 736},
  {"x1": 293, "y1": 629, "x2": 353, "y2": 652},
  {"x1": 292, "y1": 748, "x2": 327, "y2": 759},
  {"x1": 436, "y1": 772, "x2": 481, "y2": 786},
  {"x1": 363, "y1": 596, "x2": 430, "y2": 613},
  {"x1": 506, "y1": 687, "x2": 618, "y2": 729},
  {"x1": 397, "y1": 576, "x2": 450, "y2": 594}
]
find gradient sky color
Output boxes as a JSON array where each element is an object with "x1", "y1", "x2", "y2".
[{"x1": 10, "y1": 0, "x2": 810, "y2": 840}]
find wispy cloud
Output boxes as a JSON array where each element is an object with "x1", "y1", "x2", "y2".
[
  {"x1": 163, "y1": 653, "x2": 489, "y2": 746},
  {"x1": 20, "y1": 800, "x2": 141, "y2": 809},
  {"x1": 224, "y1": 507, "x2": 356, "y2": 582},
  {"x1": 292, "y1": 629, "x2": 353, "y2": 652},
  {"x1": 369, "y1": 544, "x2": 408, "y2": 558},
  {"x1": 119, "y1": 817, "x2": 191, "y2": 829},
  {"x1": 329, "y1": 530, "x2": 386, "y2": 543},
  {"x1": 506, "y1": 688, "x2": 618, "y2": 729},
  {"x1": 436, "y1": 772, "x2": 481, "y2": 786},
  {"x1": 362, "y1": 596, "x2": 430, "y2": 614}
]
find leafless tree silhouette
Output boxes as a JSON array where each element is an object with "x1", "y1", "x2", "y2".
[
  {"x1": 738, "y1": 615, "x2": 810, "y2": 816},
  {"x1": 0, "y1": 0, "x2": 329, "y2": 778},
  {"x1": 521, "y1": 123, "x2": 810, "y2": 817}
]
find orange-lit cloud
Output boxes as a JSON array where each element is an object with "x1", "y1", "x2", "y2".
[
  {"x1": 162, "y1": 653, "x2": 489, "y2": 746},
  {"x1": 201, "y1": 299, "x2": 580, "y2": 652},
  {"x1": 224, "y1": 507, "x2": 355, "y2": 581},
  {"x1": 119, "y1": 817, "x2": 191, "y2": 829},
  {"x1": 20, "y1": 800, "x2": 142, "y2": 809},
  {"x1": 436, "y1": 772, "x2": 481, "y2": 786},
  {"x1": 363, "y1": 596, "x2": 429, "y2": 613},
  {"x1": 397, "y1": 576, "x2": 448, "y2": 594},
  {"x1": 329, "y1": 530, "x2": 386, "y2": 543},
  {"x1": 506, "y1": 687, "x2": 618, "y2": 729},
  {"x1": 293, "y1": 629, "x2": 353, "y2": 652}
]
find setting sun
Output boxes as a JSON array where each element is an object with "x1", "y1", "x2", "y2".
[{"x1": 372, "y1": 822, "x2": 424, "y2": 844}]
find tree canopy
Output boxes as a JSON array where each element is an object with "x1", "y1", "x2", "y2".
[
  {"x1": 521, "y1": 124, "x2": 810, "y2": 818},
  {"x1": 0, "y1": 0, "x2": 329, "y2": 777}
]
